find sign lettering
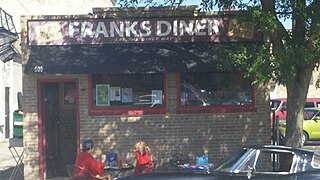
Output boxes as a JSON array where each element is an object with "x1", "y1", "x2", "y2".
[{"x1": 28, "y1": 17, "x2": 261, "y2": 45}]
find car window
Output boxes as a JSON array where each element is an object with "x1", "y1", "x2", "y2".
[
  {"x1": 317, "y1": 102, "x2": 320, "y2": 108},
  {"x1": 305, "y1": 102, "x2": 315, "y2": 108},
  {"x1": 238, "y1": 151, "x2": 257, "y2": 172},
  {"x1": 255, "y1": 151, "x2": 293, "y2": 172},
  {"x1": 281, "y1": 102, "x2": 287, "y2": 111},
  {"x1": 214, "y1": 149, "x2": 249, "y2": 171},
  {"x1": 271, "y1": 100, "x2": 282, "y2": 111},
  {"x1": 304, "y1": 110, "x2": 318, "y2": 120}
]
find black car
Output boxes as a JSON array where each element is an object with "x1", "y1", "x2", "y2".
[{"x1": 119, "y1": 145, "x2": 320, "y2": 179}]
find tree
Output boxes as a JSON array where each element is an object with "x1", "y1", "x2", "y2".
[
  {"x1": 225, "y1": 0, "x2": 320, "y2": 148},
  {"x1": 117, "y1": 0, "x2": 320, "y2": 148}
]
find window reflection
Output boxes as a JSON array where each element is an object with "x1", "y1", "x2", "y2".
[
  {"x1": 64, "y1": 82, "x2": 76, "y2": 105},
  {"x1": 180, "y1": 72, "x2": 253, "y2": 107}
]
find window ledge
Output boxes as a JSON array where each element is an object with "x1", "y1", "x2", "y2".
[
  {"x1": 177, "y1": 106, "x2": 257, "y2": 114},
  {"x1": 88, "y1": 108, "x2": 166, "y2": 116}
]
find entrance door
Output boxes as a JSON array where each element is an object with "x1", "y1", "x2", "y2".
[{"x1": 40, "y1": 81, "x2": 78, "y2": 179}]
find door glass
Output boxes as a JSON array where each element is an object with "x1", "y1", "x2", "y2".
[{"x1": 63, "y1": 82, "x2": 76, "y2": 105}]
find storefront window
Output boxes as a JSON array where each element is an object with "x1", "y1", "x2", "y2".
[
  {"x1": 91, "y1": 74, "x2": 164, "y2": 108},
  {"x1": 180, "y1": 72, "x2": 253, "y2": 107}
]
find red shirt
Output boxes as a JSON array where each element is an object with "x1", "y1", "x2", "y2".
[
  {"x1": 74, "y1": 152, "x2": 105, "y2": 179},
  {"x1": 134, "y1": 151, "x2": 152, "y2": 174}
]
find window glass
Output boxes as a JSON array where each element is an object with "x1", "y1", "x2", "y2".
[
  {"x1": 91, "y1": 74, "x2": 164, "y2": 108},
  {"x1": 304, "y1": 102, "x2": 315, "y2": 108},
  {"x1": 63, "y1": 82, "x2": 76, "y2": 105},
  {"x1": 281, "y1": 102, "x2": 287, "y2": 111},
  {"x1": 214, "y1": 149, "x2": 249, "y2": 172},
  {"x1": 255, "y1": 151, "x2": 293, "y2": 172},
  {"x1": 239, "y1": 152, "x2": 257, "y2": 172},
  {"x1": 271, "y1": 100, "x2": 281, "y2": 111},
  {"x1": 304, "y1": 109, "x2": 318, "y2": 120},
  {"x1": 180, "y1": 72, "x2": 253, "y2": 107}
]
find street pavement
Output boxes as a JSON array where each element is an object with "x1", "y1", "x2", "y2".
[{"x1": 0, "y1": 140, "x2": 23, "y2": 180}]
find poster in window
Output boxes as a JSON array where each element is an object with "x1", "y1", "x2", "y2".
[
  {"x1": 110, "y1": 87, "x2": 121, "y2": 101},
  {"x1": 122, "y1": 88, "x2": 132, "y2": 103},
  {"x1": 96, "y1": 84, "x2": 110, "y2": 106},
  {"x1": 152, "y1": 90, "x2": 163, "y2": 104}
]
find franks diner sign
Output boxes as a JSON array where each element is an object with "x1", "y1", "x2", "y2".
[{"x1": 27, "y1": 17, "x2": 261, "y2": 45}]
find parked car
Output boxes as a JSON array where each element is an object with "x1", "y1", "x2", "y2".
[
  {"x1": 270, "y1": 98, "x2": 320, "y2": 125},
  {"x1": 279, "y1": 107, "x2": 320, "y2": 144},
  {"x1": 119, "y1": 145, "x2": 320, "y2": 179}
]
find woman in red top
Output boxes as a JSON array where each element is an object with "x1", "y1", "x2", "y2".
[
  {"x1": 74, "y1": 139, "x2": 111, "y2": 180},
  {"x1": 134, "y1": 141, "x2": 154, "y2": 174}
]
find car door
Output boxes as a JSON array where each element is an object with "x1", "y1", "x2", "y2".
[{"x1": 304, "y1": 113, "x2": 320, "y2": 139}]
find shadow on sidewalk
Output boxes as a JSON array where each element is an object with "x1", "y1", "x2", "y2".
[{"x1": 0, "y1": 164, "x2": 24, "y2": 180}]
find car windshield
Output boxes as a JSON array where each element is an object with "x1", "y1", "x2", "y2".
[
  {"x1": 312, "y1": 154, "x2": 320, "y2": 169},
  {"x1": 304, "y1": 110, "x2": 320, "y2": 120},
  {"x1": 214, "y1": 148, "x2": 249, "y2": 172}
]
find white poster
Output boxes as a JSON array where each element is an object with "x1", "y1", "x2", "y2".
[
  {"x1": 151, "y1": 90, "x2": 163, "y2": 104},
  {"x1": 110, "y1": 87, "x2": 121, "y2": 101},
  {"x1": 122, "y1": 88, "x2": 133, "y2": 103}
]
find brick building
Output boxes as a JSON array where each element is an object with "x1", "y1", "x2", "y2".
[
  {"x1": 270, "y1": 69, "x2": 320, "y2": 99},
  {"x1": 21, "y1": 7, "x2": 271, "y2": 180},
  {"x1": 0, "y1": 0, "x2": 116, "y2": 142}
]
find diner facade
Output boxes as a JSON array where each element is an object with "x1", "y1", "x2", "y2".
[{"x1": 21, "y1": 7, "x2": 271, "y2": 180}]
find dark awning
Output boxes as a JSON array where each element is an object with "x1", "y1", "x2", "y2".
[{"x1": 25, "y1": 42, "x2": 249, "y2": 74}]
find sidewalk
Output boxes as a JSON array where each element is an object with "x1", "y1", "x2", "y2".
[{"x1": 0, "y1": 140, "x2": 24, "y2": 179}]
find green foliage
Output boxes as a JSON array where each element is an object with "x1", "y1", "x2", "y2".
[{"x1": 227, "y1": 43, "x2": 272, "y2": 84}]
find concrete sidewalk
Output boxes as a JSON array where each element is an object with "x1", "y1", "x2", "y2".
[
  {"x1": 0, "y1": 141, "x2": 70, "y2": 180},
  {"x1": 0, "y1": 140, "x2": 24, "y2": 180}
]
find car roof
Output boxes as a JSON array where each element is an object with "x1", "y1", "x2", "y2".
[
  {"x1": 305, "y1": 107, "x2": 320, "y2": 111},
  {"x1": 247, "y1": 145, "x2": 317, "y2": 155},
  {"x1": 305, "y1": 98, "x2": 320, "y2": 101},
  {"x1": 271, "y1": 98, "x2": 286, "y2": 101}
]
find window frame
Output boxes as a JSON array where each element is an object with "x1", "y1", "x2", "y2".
[
  {"x1": 176, "y1": 73, "x2": 256, "y2": 114},
  {"x1": 88, "y1": 74, "x2": 167, "y2": 116}
]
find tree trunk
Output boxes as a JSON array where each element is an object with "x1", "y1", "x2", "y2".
[{"x1": 284, "y1": 64, "x2": 314, "y2": 148}]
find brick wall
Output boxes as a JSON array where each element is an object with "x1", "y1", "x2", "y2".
[
  {"x1": 23, "y1": 73, "x2": 270, "y2": 179},
  {"x1": 23, "y1": 74, "x2": 40, "y2": 179}
]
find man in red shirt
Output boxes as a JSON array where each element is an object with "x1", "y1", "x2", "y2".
[{"x1": 74, "y1": 139, "x2": 111, "y2": 180}]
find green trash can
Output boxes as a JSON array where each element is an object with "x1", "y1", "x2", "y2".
[{"x1": 13, "y1": 111, "x2": 23, "y2": 138}]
